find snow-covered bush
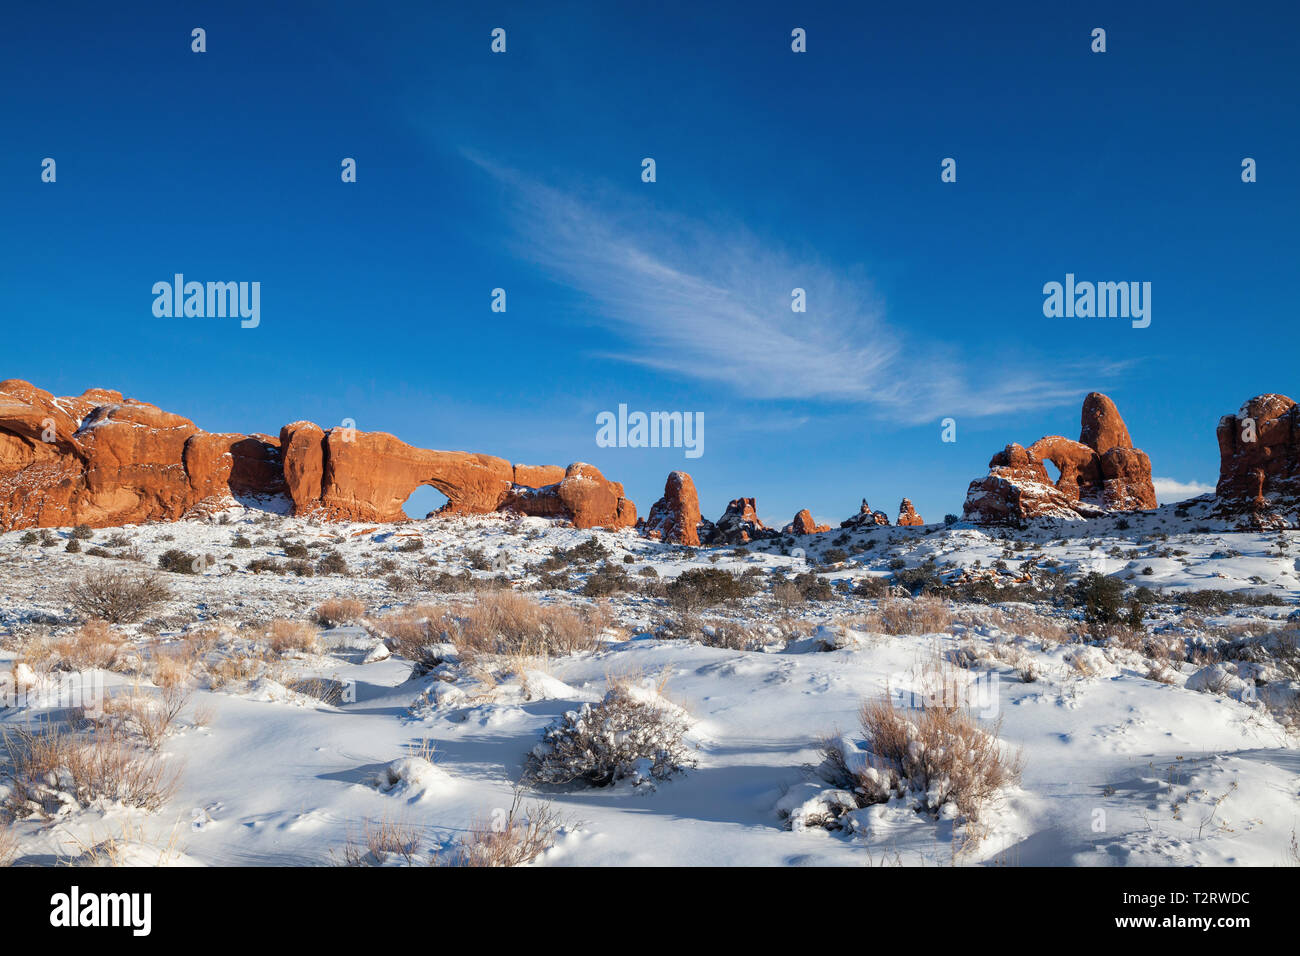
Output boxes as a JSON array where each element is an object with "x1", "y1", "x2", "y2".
[
  {"x1": 525, "y1": 683, "x2": 695, "y2": 787},
  {"x1": 66, "y1": 569, "x2": 171, "y2": 624}
]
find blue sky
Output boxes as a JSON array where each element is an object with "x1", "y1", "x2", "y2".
[{"x1": 2, "y1": 1, "x2": 1297, "y2": 525}]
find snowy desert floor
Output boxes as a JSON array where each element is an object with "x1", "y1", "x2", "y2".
[{"x1": 1, "y1": 496, "x2": 1298, "y2": 867}]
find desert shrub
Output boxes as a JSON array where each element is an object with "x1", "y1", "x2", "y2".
[
  {"x1": 284, "y1": 560, "x2": 315, "y2": 577},
  {"x1": 396, "y1": 537, "x2": 424, "y2": 553},
  {"x1": 582, "y1": 565, "x2": 630, "y2": 597},
  {"x1": 537, "y1": 538, "x2": 610, "y2": 571},
  {"x1": 853, "y1": 575, "x2": 891, "y2": 598},
  {"x1": 246, "y1": 557, "x2": 283, "y2": 574},
  {"x1": 315, "y1": 598, "x2": 366, "y2": 627},
  {"x1": 231, "y1": 534, "x2": 252, "y2": 548},
  {"x1": 665, "y1": 568, "x2": 757, "y2": 611},
  {"x1": 67, "y1": 570, "x2": 171, "y2": 624},
  {"x1": 280, "y1": 540, "x2": 309, "y2": 559},
  {"x1": 892, "y1": 560, "x2": 944, "y2": 595},
  {"x1": 71, "y1": 524, "x2": 94, "y2": 541},
  {"x1": 524, "y1": 683, "x2": 695, "y2": 787},
  {"x1": 1071, "y1": 572, "x2": 1127, "y2": 624},
  {"x1": 158, "y1": 548, "x2": 200, "y2": 574},
  {"x1": 316, "y1": 550, "x2": 348, "y2": 575},
  {"x1": 426, "y1": 570, "x2": 476, "y2": 592},
  {"x1": 658, "y1": 615, "x2": 777, "y2": 651},
  {"x1": 530, "y1": 567, "x2": 572, "y2": 590},
  {"x1": 821, "y1": 548, "x2": 849, "y2": 565},
  {"x1": 18, "y1": 530, "x2": 38, "y2": 546},
  {"x1": 773, "y1": 580, "x2": 803, "y2": 606},
  {"x1": 1158, "y1": 588, "x2": 1287, "y2": 610},
  {"x1": 65, "y1": 539, "x2": 81, "y2": 553},
  {"x1": 792, "y1": 571, "x2": 834, "y2": 601}
]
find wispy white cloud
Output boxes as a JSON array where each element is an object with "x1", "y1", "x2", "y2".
[
  {"x1": 467, "y1": 155, "x2": 1121, "y2": 423},
  {"x1": 1151, "y1": 477, "x2": 1215, "y2": 504}
]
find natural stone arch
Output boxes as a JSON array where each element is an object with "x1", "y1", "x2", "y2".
[{"x1": 1027, "y1": 436, "x2": 1101, "y2": 504}]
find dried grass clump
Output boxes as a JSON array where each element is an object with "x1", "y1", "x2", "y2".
[
  {"x1": 314, "y1": 598, "x2": 366, "y2": 628},
  {"x1": 853, "y1": 694, "x2": 1022, "y2": 822},
  {"x1": 45, "y1": 620, "x2": 131, "y2": 672},
  {"x1": 450, "y1": 592, "x2": 608, "y2": 658},
  {"x1": 0, "y1": 820, "x2": 16, "y2": 866},
  {"x1": 150, "y1": 647, "x2": 196, "y2": 690},
  {"x1": 382, "y1": 593, "x2": 610, "y2": 669},
  {"x1": 860, "y1": 597, "x2": 953, "y2": 636},
  {"x1": 99, "y1": 686, "x2": 193, "y2": 750},
  {"x1": 67, "y1": 569, "x2": 171, "y2": 624},
  {"x1": 339, "y1": 818, "x2": 423, "y2": 866},
  {"x1": 440, "y1": 792, "x2": 561, "y2": 867},
  {"x1": 204, "y1": 648, "x2": 269, "y2": 689},
  {"x1": 2, "y1": 722, "x2": 181, "y2": 817},
  {"x1": 995, "y1": 606, "x2": 1074, "y2": 646},
  {"x1": 262, "y1": 619, "x2": 320, "y2": 656},
  {"x1": 956, "y1": 639, "x2": 1040, "y2": 683}
]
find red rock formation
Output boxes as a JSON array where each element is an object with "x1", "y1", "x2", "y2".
[
  {"x1": 0, "y1": 380, "x2": 635, "y2": 531},
  {"x1": 708, "y1": 497, "x2": 775, "y2": 544},
  {"x1": 499, "y1": 462, "x2": 637, "y2": 530},
  {"x1": 896, "y1": 499, "x2": 924, "y2": 526},
  {"x1": 840, "y1": 499, "x2": 890, "y2": 529},
  {"x1": 642, "y1": 471, "x2": 704, "y2": 545},
  {"x1": 1212, "y1": 394, "x2": 1300, "y2": 528},
  {"x1": 781, "y1": 509, "x2": 829, "y2": 535},
  {"x1": 963, "y1": 392, "x2": 1155, "y2": 523}
]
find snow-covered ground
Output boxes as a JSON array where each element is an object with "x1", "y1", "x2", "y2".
[{"x1": 2, "y1": 498, "x2": 1298, "y2": 867}]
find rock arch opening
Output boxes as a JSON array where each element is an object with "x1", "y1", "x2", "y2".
[{"x1": 402, "y1": 484, "x2": 450, "y2": 519}]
